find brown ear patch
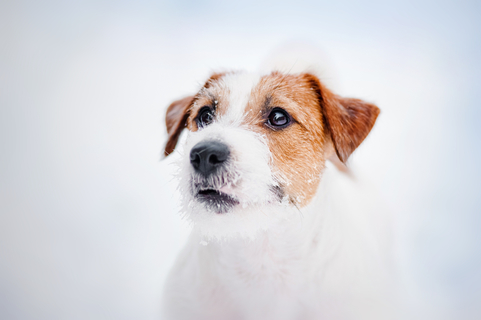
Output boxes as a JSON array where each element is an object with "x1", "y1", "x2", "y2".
[
  {"x1": 304, "y1": 73, "x2": 380, "y2": 163},
  {"x1": 164, "y1": 95, "x2": 194, "y2": 157}
]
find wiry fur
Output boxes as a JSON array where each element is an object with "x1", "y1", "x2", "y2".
[{"x1": 161, "y1": 67, "x2": 391, "y2": 319}]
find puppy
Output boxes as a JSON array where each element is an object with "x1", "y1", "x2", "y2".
[{"x1": 161, "y1": 69, "x2": 393, "y2": 320}]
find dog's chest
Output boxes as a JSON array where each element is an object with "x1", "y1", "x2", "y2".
[
  {"x1": 216, "y1": 232, "x2": 307, "y2": 285},
  {"x1": 194, "y1": 229, "x2": 320, "y2": 318}
]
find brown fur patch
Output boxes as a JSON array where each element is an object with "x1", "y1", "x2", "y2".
[
  {"x1": 243, "y1": 72, "x2": 328, "y2": 206},
  {"x1": 164, "y1": 73, "x2": 230, "y2": 156},
  {"x1": 186, "y1": 71, "x2": 240, "y2": 132},
  {"x1": 164, "y1": 95, "x2": 194, "y2": 157}
]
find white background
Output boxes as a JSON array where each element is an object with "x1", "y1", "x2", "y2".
[{"x1": 1, "y1": 0, "x2": 480, "y2": 319}]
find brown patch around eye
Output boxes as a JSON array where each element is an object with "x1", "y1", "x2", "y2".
[
  {"x1": 245, "y1": 72, "x2": 378, "y2": 206},
  {"x1": 243, "y1": 72, "x2": 328, "y2": 206},
  {"x1": 186, "y1": 72, "x2": 232, "y2": 131}
]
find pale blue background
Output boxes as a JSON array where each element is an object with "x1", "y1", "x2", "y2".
[{"x1": 1, "y1": 0, "x2": 480, "y2": 319}]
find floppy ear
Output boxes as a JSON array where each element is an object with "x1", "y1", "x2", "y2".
[
  {"x1": 305, "y1": 73, "x2": 380, "y2": 163},
  {"x1": 164, "y1": 95, "x2": 194, "y2": 157}
]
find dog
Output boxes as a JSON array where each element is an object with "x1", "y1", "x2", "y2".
[{"x1": 161, "y1": 66, "x2": 394, "y2": 319}]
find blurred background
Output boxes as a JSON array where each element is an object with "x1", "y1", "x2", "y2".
[{"x1": 1, "y1": 0, "x2": 480, "y2": 319}]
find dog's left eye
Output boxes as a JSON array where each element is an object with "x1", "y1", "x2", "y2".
[
  {"x1": 267, "y1": 108, "x2": 290, "y2": 128},
  {"x1": 197, "y1": 107, "x2": 214, "y2": 128}
]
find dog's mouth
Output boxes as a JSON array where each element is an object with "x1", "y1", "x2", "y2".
[{"x1": 195, "y1": 188, "x2": 239, "y2": 213}]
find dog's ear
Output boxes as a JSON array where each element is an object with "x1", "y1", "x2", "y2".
[
  {"x1": 304, "y1": 73, "x2": 380, "y2": 163},
  {"x1": 164, "y1": 95, "x2": 194, "y2": 157}
]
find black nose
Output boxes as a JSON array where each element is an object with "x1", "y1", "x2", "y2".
[{"x1": 190, "y1": 141, "x2": 230, "y2": 176}]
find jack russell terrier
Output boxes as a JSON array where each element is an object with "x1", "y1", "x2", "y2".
[{"x1": 161, "y1": 66, "x2": 394, "y2": 319}]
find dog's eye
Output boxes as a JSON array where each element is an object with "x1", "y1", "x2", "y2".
[
  {"x1": 197, "y1": 107, "x2": 214, "y2": 128},
  {"x1": 267, "y1": 108, "x2": 290, "y2": 128}
]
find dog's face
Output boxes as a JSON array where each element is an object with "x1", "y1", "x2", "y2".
[{"x1": 164, "y1": 71, "x2": 379, "y2": 238}]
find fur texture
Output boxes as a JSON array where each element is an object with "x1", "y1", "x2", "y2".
[{"x1": 161, "y1": 69, "x2": 392, "y2": 320}]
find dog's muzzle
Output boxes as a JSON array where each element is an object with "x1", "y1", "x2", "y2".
[{"x1": 189, "y1": 140, "x2": 238, "y2": 213}]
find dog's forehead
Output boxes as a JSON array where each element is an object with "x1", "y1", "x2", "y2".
[
  {"x1": 197, "y1": 72, "x2": 305, "y2": 118},
  {"x1": 220, "y1": 72, "x2": 262, "y2": 121},
  {"x1": 187, "y1": 70, "x2": 323, "y2": 133}
]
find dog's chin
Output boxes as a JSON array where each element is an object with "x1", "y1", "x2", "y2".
[
  {"x1": 195, "y1": 189, "x2": 239, "y2": 214},
  {"x1": 181, "y1": 190, "x2": 297, "y2": 241}
]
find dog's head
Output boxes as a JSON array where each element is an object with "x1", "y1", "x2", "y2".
[{"x1": 164, "y1": 71, "x2": 379, "y2": 238}]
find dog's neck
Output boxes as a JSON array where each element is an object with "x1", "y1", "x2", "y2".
[{"x1": 189, "y1": 180, "x2": 339, "y2": 283}]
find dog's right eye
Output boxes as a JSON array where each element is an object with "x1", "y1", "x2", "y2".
[{"x1": 196, "y1": 107, "x2": 214, "y2": 128}]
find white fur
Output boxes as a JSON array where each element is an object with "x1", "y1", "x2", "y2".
[
  {"x1": 222, "y1": 72, "x2": 262, "y2": 122},
  {"x1": 162, "y1": 70, "x2": 394, "y2": 319}
]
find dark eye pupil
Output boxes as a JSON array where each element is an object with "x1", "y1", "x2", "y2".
[
  {"x1": 201, "y1": 112, "x2": 212, "y2": 124},
  {"x1": 269, "y1": 110, "x2": 289, "y2": 127},
  {"x1": 198, "y1": 108, "x2": 214, "y2": 127}
]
